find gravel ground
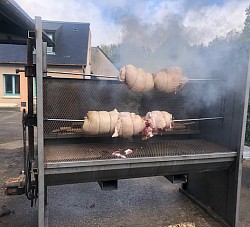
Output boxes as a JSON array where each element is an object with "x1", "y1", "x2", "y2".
[{"x1": 0, "y1": 110, "x2": 249, "y2": 227}]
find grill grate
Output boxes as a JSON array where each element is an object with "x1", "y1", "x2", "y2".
[
  {"x1": 43, "y1": 77, "x2": 201, "y2": 136},
  {"x1": 44, "y1": 140, "x2": 232, "y2": 163}
]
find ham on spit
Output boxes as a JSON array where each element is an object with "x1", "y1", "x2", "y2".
[
  {"x1": 112, "y1": 112, "x2": 146, "y2": 138},
  {"x1": 82, "y1": 109, "x2": 174, "y2": 139},
  {"x1": 119, "y1": 64, "x2": 154, "y2": 93},
  {"x1": 153, "y1": 66, "x2": 188, "y2": 93},
  {"x1": 82, "y1": 109, "x2": 119, "y2": 135},
  {"x1": 119, "y1": 65, "x2": 188, "y2": 93},
  {"x1": 141, "y1": 111, "x2": 174, "y2": 140}
]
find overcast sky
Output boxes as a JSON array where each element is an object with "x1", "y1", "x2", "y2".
[{"x1": 15, "y1": 0, "x2": 249, "y2": 46}]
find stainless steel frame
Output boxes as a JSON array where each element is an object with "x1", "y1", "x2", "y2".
[
  {"x1": 35, "y1": 16, "x2": 250, "y2": 227},
  {"x1": 36, "y1": 17, "x2": 45, "y2": 227}
]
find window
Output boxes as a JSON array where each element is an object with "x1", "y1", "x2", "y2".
[
  {"x1": 46, "y1": 32, "x2": 55, "y2": 54},
  {"x1": 3, "y1": 74, "x2": 20, "y2": 96},
  {"x1": 33, "y1": 32, "x2": 55, "y2": 54}
]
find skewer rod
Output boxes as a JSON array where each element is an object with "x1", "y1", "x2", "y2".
[
  {"x1": 45, "y1": 71, "x2": 223, "y2": 81},
  {"x1": 44, "y1": 117, "x2": 223, "y2": 123},
  {"x1": 173, "y1": 117, "x2": 223, "y2": 122},
  {"x1": 45, "y1": 70, "x2": 118, "y2": 79},
  {"x1": 188, "y1": 78, "x2": 224, "y2": 81},
  {"x1": 44, "y1": 118, "x2": 85, "y2": 122}
]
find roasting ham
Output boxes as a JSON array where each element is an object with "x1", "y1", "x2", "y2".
[
  {"x1": 153, "y1": 66, "x2": 188, "y2": 93},
  {"x1": 142, "y1": 111, "x2": 174, "y2": 140},
  {"x1": 82, "y1": 109, "x2": 119, "y2": 135},
  {"x1": 119, "y1": 64, "x2": 154, "y2": 92},
  {"x1": 82, "y1": 109, "x2": 174, "y2": 140},
  {"x1": 112, "y1": 112, "x2": 146, "y2": 138},
  {"x1": 120, "y1": 65, "x2": 188, "y2": 93}
]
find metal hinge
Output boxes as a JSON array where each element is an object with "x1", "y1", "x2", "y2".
[{"x1": 28, "y1": 30, "x2": 36, "y2": 39}]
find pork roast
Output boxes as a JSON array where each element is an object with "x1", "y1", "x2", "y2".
[
  {"x1": 82, "y1": 109, "x2": 119, "y2": 135},
  {"x1": 119, "y1": 64, "x2": 154, "y2": 92},
  {"x1": 112, "y1": 112, "x2": 146, "y2": 138},
  {"x1": 153, "y1": 66, "x2": 188, "y2": 93},
  {"x1": 142, "y1": 111, "x2": 174, "y2": 140}
]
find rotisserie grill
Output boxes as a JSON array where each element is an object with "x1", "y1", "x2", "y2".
[{"x1": 3, "y1": 17, "x2": 249, "y2": 227}]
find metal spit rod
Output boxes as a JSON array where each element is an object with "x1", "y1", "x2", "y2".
[
  {"x1": 188, "y1": 78, "x2": 224, "y2": 81},
  {"x1": 44, "y1": 118, "x2": 85, "y2": 122},
  {"x1": 173, "y1": 117, "x2": 223, "y2": 122},
  {"x1": 44, "y1": 117, "x2": 223, "y2": 122},
  {"x1": 44, "y1": 70, "x2": 118, "y2": 79},
  {"x1": 44, "y1": 70, "x2": 223, "y2": 82}
]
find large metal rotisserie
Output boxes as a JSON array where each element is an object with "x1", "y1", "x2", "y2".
[
  {"x1": 9, "y1": 17, "x2": 248, "y2": 227},
  {"x1": 39, "y1": 55, "x2": 250, "y2": 227},
  {"x1": 41, "y1": 64, "x2": 243, "y2": 227}
]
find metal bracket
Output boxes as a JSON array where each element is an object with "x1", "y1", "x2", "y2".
[
  {"x1": 25, "y1": 65, "x2": 36, "y2": 77},
  {"x1": 165, "y1": 174, "x2": 188, "y2": 184},
  {"x1": 28, "y1": 30, "x2": 36, "y2": 39},
  {"x1": 98, "y1": 180, "x2": 118, "y2": 191},
  {"x1": 23, "y1": 114, "x2": 37, "y2": 127}
]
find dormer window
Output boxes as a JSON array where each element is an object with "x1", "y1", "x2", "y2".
[
  {"x1": 32, "y1": 31, "x2": 55, "y2": 55},
  {"x1": 46, "y1": 32, "x2": 55, "y2": 54}
]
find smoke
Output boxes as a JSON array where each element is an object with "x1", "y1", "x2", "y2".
[
  {"x1": 183, "y1": 0, "x2": 249, "y2": 45},
  {"x1": 15, "y1": 0, "x2": 248, "y2": 47},
  {"x1": 113, "y1": 1, "x2": 249, "y2": 116}
]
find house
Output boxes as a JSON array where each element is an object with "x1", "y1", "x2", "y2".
[
  {"x1": 0, "y1": 1, "x2": 119, "y2": 111},
  {"x1": 0, "y1": 0, "x2": 53, "y2": 109},
  {"x1": 0, "y1": 20, "x2": 91, "y2": 110}
]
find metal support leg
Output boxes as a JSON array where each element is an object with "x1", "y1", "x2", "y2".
[
  {"x1": 36, "y1": 16, "x2": 45, "y2": 227},
  {"x1": 181, "y1": 167, "x2": 237, "y2": 227},
  {"x1": 44, "y1": 185, "x2": 48, "y2": 227},
  {"x1": 27, "y1": 38, "x2": 34, "y2": 160}
]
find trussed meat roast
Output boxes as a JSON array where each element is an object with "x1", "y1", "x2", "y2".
[
  {"x1": 112, "y1": 112, "x2": 146, "y2": 138},
  {"x1": 82, "y1": 109, "x2": 174, "y2": 140},
  {"x1": 153, "y1": 66, "x2": 188, "y2": 93},
  {"x1": 119, "y1": 64, "x2": 154, "y2": 93},
  {"x1": 142, "y1": 111, "x2": 174, "y2": 140},
  {"x1": 82, "y1": 109, "x2": 119, "y2": 135}
]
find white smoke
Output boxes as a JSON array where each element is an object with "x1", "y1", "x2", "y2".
[
  {"x1": 14, "y1": 0, "x2": 249, "y2": 46},
  {"x1": 183, "y1": 0, "x2": 249, "y2": 45}
]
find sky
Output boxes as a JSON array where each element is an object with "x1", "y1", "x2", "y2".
[{"x1": 15, "y1": 0, "x2": 250, "y2": 46}]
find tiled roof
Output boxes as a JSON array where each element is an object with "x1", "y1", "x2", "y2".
[{"x1": 0, "y1": 20, "x2": 90, "y2": 66}]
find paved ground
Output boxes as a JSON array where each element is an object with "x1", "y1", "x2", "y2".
[{"x1": 0, "y1": 110, "x2": 249, "y2": 227}]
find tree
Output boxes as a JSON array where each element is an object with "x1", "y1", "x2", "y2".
[
  {"x1": 241, "y1": 5, "x2": 250, "y2": 43},
  {"x1": 241, "y1": 5, "x2": 250, "y2": 145}
]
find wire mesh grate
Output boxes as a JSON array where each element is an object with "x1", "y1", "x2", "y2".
[
  {"x1": 43, "y1": 78, "x2": 201, "y2": 136},
  {"x1": 44, "y1": 140, "x2": 232, "y2": 163}
]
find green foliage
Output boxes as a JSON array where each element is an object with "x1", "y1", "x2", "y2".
[
  {"x1": 241, "y1": 5, "x2": 250, "y2": 43},
  {"x1": 245, "y1": 98, "x2": 250, "y2": 146},
  {"x1": 244, "y1": 5, "x2": 250, "y2": 145}
]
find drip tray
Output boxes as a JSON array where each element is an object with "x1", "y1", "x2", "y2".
[{"x1": 44, "y1": 139, "x2": 233, "y2": 163}]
